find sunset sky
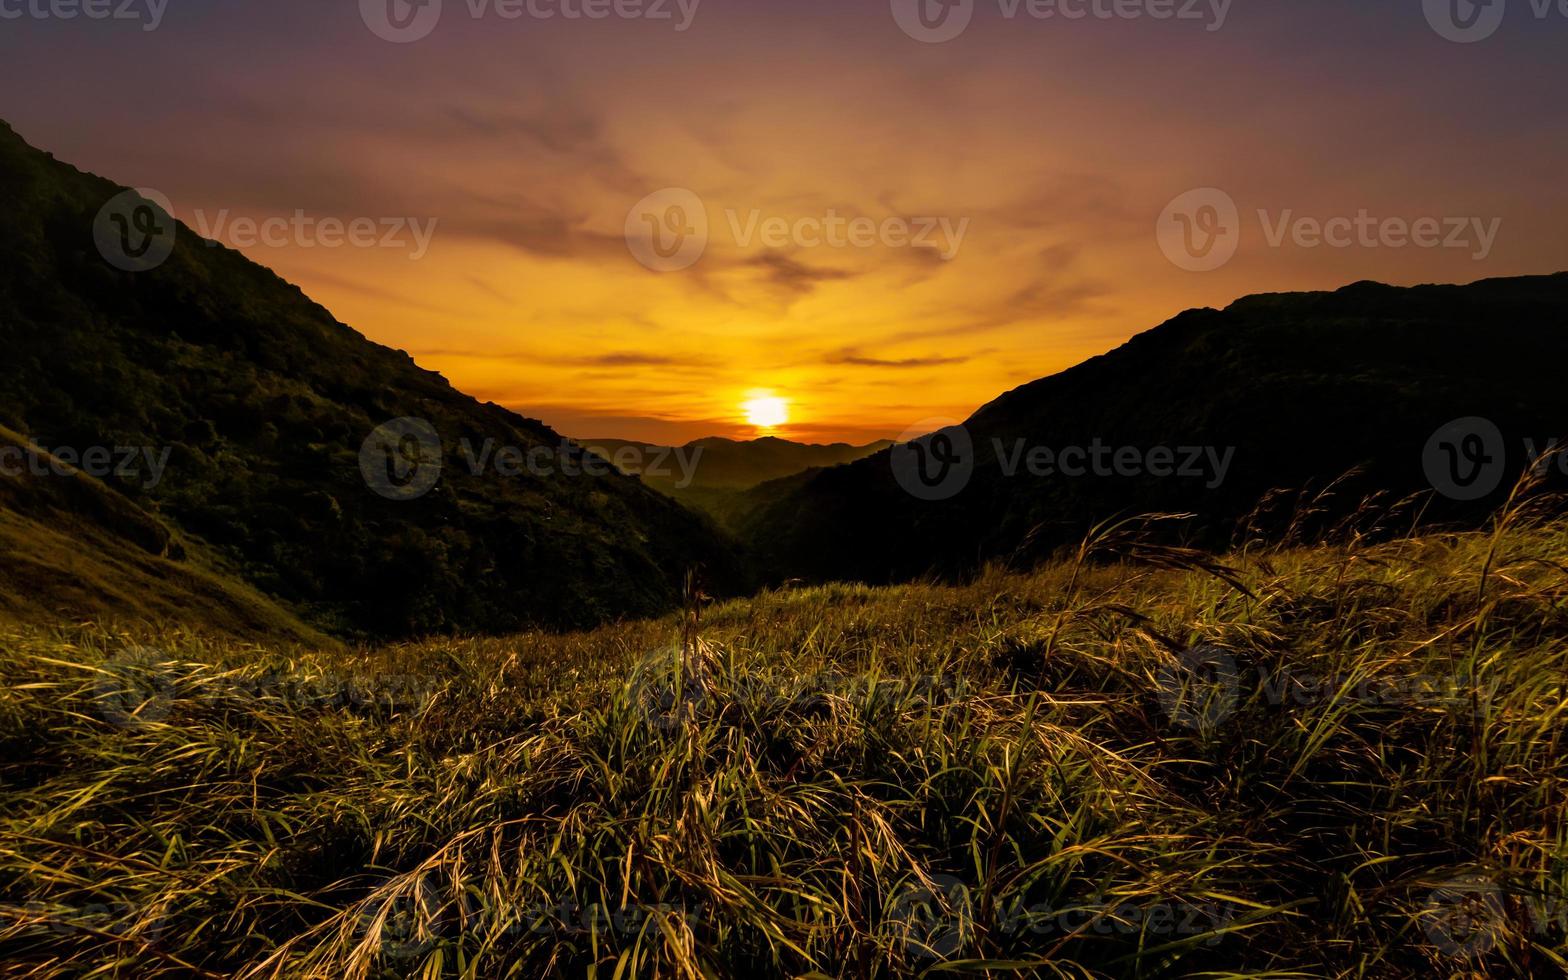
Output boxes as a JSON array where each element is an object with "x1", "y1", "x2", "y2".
[{"x1": 2, "y1": 1, "x2": 1564, "y2": 443}]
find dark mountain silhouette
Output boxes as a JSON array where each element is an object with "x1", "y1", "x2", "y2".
[
  {"x1": 584, "y1": 435, "x2": 892, "y2": 491},
  {"x1": 744, "y1": 274, "x2": 1568, "y2": 583},
  {"x1": 581, "y1": 435, "x2": 890, "y2": 527},
  {"x1": 0, "y1": 120, "x2": 740, "y2": 639}
]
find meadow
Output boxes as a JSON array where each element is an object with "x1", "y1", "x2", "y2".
[{"x1": 3, "y1": 495, "x2": 1568, "y2": 978}]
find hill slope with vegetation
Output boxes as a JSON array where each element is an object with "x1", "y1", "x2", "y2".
[
  {"x1": 0, "y1": 424, "x2": 328, "y2": 643},
  {"x1": 0, "y1": 120, "x2": 740, "y2": 639},
  {"x1": 745, "y1": 274, "x2": 1568, "y2": 584},
  {"x1": 2, "y1": 497, "x2": 1565, "y2": 977}
]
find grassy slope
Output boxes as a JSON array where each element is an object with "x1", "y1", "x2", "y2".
[
  {"x1": 0, "y1": 425, "x2": 329, "y2": 645},
  {"x1": 3, "y1": 501, "x2": 1566, "y2": 977}
]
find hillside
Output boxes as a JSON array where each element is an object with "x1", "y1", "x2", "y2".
[
  {"x1": 744, "y1": 274, "x2": 1568, "y2": 583},
  {"x1": 0, "y1": 425, "x2": 329, "y2": 643},
  {"x1": 4, "y1": 512, "x2": 1565, "y2": 976},
  {"x1": 0, "y1": 120, "x2": 741, "y2": 639}
]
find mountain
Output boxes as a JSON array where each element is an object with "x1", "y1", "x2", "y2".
[
  {"x1": 0, "y1": 120, "x2": 741, "y2": 639},
  {"x1": 744, "y1": 274, "x2": 1568, "y2": 583},
  {"x1": 580, "y1": 435, "x2": 890, "y2": 527},
  {"x1": 584, "y1": 436, "x2": 893, "y2": 491}
]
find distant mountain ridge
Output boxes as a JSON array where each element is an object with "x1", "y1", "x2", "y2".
[
  {"x1": 583, "y1": 435, "x2": 892, "y2": 490},
  {"x1": 0, "y1": 120, "x2": 741, "y2": 639},
  {"x1": 579, "y1": 435, "x2": 891, "y2": 531},
  {"x1": 743, "y1": 273, "x2": 1568, "y2": 584}
]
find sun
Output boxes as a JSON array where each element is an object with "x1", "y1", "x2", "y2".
[{"x1": 742, "y1": 393, "x2": 790, "y2": 431}]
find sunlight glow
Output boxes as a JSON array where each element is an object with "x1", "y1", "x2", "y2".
[{"x1": 742, "y1": 393, "x2": 790, "y2": 431}]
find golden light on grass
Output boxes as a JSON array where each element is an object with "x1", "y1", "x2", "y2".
[{"x1": 741, "y1": 393, "x2": 790, "y2": 432}]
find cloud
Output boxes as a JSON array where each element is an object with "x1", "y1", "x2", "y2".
[
  {"x1": 746, "y1": 252, "x2": 856, "y2": 295},
  {"x1": 824, "y1": 348, "x2": 971, "y2": 369},
  {"x1": 410, "y1": 348, "x2": 715, "y2": 370}
]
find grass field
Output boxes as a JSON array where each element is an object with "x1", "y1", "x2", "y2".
[{"x1": 4, "y1": 499, "x2": 1568, "y2": 977}]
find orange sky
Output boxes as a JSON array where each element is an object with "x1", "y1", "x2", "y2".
[{"x1": 3, "y1": 2, "x2": 1564, "y2": 443}]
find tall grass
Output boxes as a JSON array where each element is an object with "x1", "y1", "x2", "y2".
[{"x1": 3, "y1": 509, "x2": 1567, "y2": 976}]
